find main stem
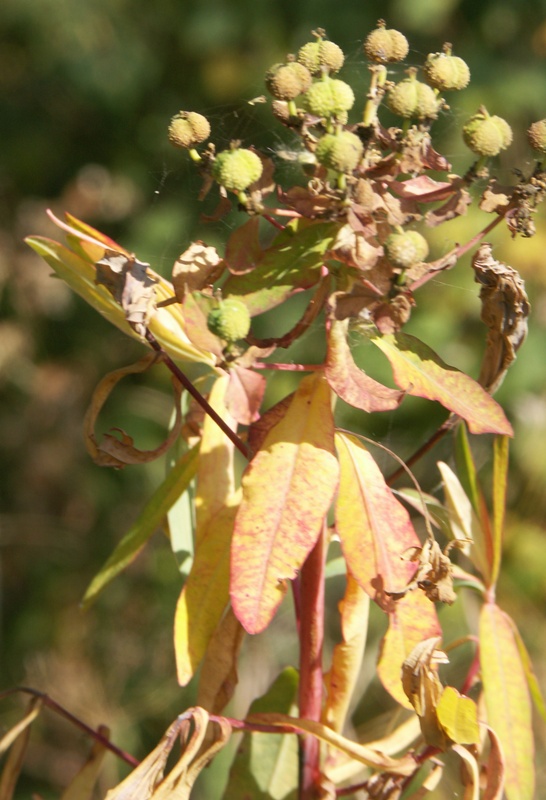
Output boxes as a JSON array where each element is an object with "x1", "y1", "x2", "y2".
[{"x1": 297, "y1": 524, "x2": 326, "y2": 799}]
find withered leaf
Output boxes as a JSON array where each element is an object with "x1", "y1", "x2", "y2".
[
  {"x1": 425, "y1": 185, "x2": 472, "y2": 227},
  {"x1": 327, "y1": 223, "x2": 383, "y2": 271},
  {"x1": 372, "y1": 294, "x2": 414, "y2": 334},
  {"x1": 401, "y1": 637, "x2": 451, "y2": 750},
  {"x1": 472, "y1": 243, "x2": 530, "y2": 393},
  {"x1": 95, "y1": 249, "x2": 157, "y2": 336},
  {"x1": 172, "y1": 241, "x2": 223, "y2": 301},
  {"x1": 479, "y1": 181, "x2": 512, "y2": 214}
]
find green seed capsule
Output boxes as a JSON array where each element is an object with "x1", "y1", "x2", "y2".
[
  {"x1": 462, "y1": 109, "x2": 513, "y2": 157},
  {"x1": 315, "y1": 131, "x2": 363, "y2": 173},
  {"x1": 364, "y1": 22, "x2": 409, "y2": 63},
  {"x1": 207, "y1": 298, "x2": 251, "y2": 342},
  {"x1": 302, "y1": 77, "x2": 355, "y2": 118},
  {"x1": 265, "y1": 62, "x2": 312, "y2": 100},
  {"x1": 385, "y1": 231, "x2": 429, "y2": 268},
  {"x1": 423, "y1": 52, "x2": 470, "y2": 91},
  {"x1": 168, "y1": 112, "x2": 210, "y2": 149},
  {"x1": 527, "y1": 119, "x2": 546, "y2": 153},
  {"x1": 212, "y1": 149, "x2": 263, "y2": 192},
  {"x1": 388, "y1": 75, "x2": 440, "y2": 120},
  {"x1": 297, "y1": 40, "x2": 345, "y2": 75}
]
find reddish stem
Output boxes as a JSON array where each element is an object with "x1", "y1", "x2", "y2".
[{"x1": 297, "y1": 524, "x2": 326, "y2": 799}]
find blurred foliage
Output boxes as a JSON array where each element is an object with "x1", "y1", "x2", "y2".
[{"x1": 1, "y1": 0, "x2": 546, "y2": 797}]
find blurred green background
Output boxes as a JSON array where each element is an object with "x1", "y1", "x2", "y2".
[{"x1": 1, "y1": 0, "x2": 546, "y2": 796}]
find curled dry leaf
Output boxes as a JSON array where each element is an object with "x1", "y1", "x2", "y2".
[
  {"x1": 472, "y1": 243, "x2": 530, "y2": 393},
  {"x1": 95, "y1": 250, "x2": 158, "y2": 336},
  {"x1": 388, "y1": 537, "x2": 457, "y2": 605},
  {"x1": 401, "y1": 637, "x2": 451, "y2": 750},
  {"x1": 171, "y1": 241, "x2": 224, "y2": 301}
]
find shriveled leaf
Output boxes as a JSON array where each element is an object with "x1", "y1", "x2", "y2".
[
  {"x1": 171, "y1": 241, "x2": 223, "y2": 300},
  {"x1": 175, "y1": 501, "x2": 239, "y2": 686},
  {"x1": 82, "y1": 445, "x2": 199, "y2": 607},
  {"x1": 95, "y1": 250, "x2": 157, "y2": 336},
  {"x1": 223, "y1": 218, "x2": 339, "y2": 315},
  {"x1": 323, "y1": 572, "x2": 370, "y2": 733},
  {"x1": 436, "y1": 687, "x2": 479, "y2": 745},
  {"x1": 401, "y1": 637, "x2": 449, "y2": 748},
  {"x1": 223, "y1": 668, "x2": 299, "y2": 800},
  {"x1": 480, "y1": 603, "x2": 534, "y2": 800},
  {"x1": 378, "y1": 593, "x2": 441, "y2": 709},
  {"x1": 225, "y1": 366, "x2": 266, "y2": 425},
  {"x1": 83, "y1": 353, "x2": 183, "y2": 467},
  {"x1": 371, "y1": 332, "x2": 513, "y2": 436},
  {"x1": 325, "y1": 319, "x2": 403, "y2": 412},
  {"x1": 491, "y1": 435, "x2": 509, "y2": 587},
  {"x1": 60, "y1": 725, "x2": 110, "y2": 800},
  {"x1": 335, "y1": 432, "x2": 420, "y2": 607},
  {"x1": 196, "y1": 608, "x2": 245, "y2": 714},
  {"x1": 231, "y1": 372, "x2": 339, "y2": 634},
  {"x1": 0, "y1": 698, "x2": 42, "y2": 800}
]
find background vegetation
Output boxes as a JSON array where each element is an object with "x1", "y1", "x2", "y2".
[{"x1": 1, "y1": 0, "x2": 546, "y2": 796}]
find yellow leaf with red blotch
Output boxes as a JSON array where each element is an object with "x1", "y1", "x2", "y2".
[
  {"x1": 323, "y1": 572, "x2": 369, "y2": 733},
  {"x1": 378, "y1": 592, "x2": 441, "y2": 708},
  {"x1": 231, "y1": 372, "x2": 339, "y2": 634},
  {"x1": 334, "y1": 432, "x2": 421, "y2": 608},
  {"x1": 175, "y1": 500, "x2": 239, "y2": 686},
  {"x1": 480, "y1": 603, "x2": 534, "y2": 800},
  {"x1": 371, "y1": 332, "x2": 513, "y2": 436}
]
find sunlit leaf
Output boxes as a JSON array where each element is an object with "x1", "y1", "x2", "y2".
[
  {"x1": 60, "y1": 726, "x2": 110, "y2": 800},
  {"x1": 196, "y1": 608, "x2": 245, "y2": 714},
  {"x1": 0, "y1": 698, "x2": 42, "y2": 800},
  {"x1": 370, "y1": 332, "x2": 513, "y2": 435},
  {"x1": 480, "y1": 603, "x2": 535, "y2": 800},
  {"x1": 223, "y1": 668, "x2": 299, "y2": 800},
  {"x1": 452, "y1": 744, "x2": 479, "y2": 800},
  {"x1": 231, "y1": 372, "x2": 339, "y2": 634},
  {"x1": 491, "y1": 435, "x2": 509, "y2": 587},
  {"x1": 334, "y1": 432, "x2": 421, "y2": 607},
  {"x1": 506, "y1": 615, "x2": 546, "y2": 723},
  {"x1": 82, "y1": 445, "x2": 199, "y2": 607},
  {"x1": 436, "y1": 686, "x2": 479, "y2": 745}
]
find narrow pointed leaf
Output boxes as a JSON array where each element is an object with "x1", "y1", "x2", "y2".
[
  {"x1": 175, "y1": 501, "x2": 239, "y2": 685},
  {"x1": 483, "y1": 726, "x2": 506, "y2": 800},
  {"x1": 82, "y1": 445, "x2": 199, "y2": 607},
  {"x1": 325, "y1": 319, "x2": 403, "y2": 412},
  {"x1": 452, "y1": 744, "x2": 480, "y2": 800},
  {"x1": 335, "y1": 432, "x2": 420, "y2": 607},
  {"x1": 480, "y1": 603, "x2": 534, "y2": 800},
  {"x1": 491, "y1": 435, "x2": 509, "y2": 586},
  {"x1": 231, "y1": 372, "x2": 339, "y2": 634},
  {"x1": 506, "y1": 615, "x2": 546, "y2": 722},
  {"x1": 436, "y1": 687, "x2": 479, "y2": 745},
  {"x1": 323, "y1": 572, "x2": 369, "y2": 733},
  {"x1": 60, "y1": 726, "x2": 110, "y2": 800},
  {"x1": 378, "y1": 592, "x2": 441, "y2": 708},
  {"x1": 454, "y1": 423, "x2": 481, "y2": 514},
  {"x1": 0, "y1": 698, "x2": 42, "y2": 800},
  {"x1": 223, "y1": 668, "x2": 299, "y2": 800},
  {"x1": 196, "y1": 608, "x2": 245, "y2": 714},
  {"x1": 371, "y1": 332, "x2": 513, "y2": 435}
]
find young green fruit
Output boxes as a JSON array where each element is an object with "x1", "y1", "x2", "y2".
[
  {"x1": 364, "y1": 22, "x2": 409, "y2": 63},
  {"x1": 315, "y1": 131, "x2": 363, "y2": 173},
  {"x1": 388, "y1": 74, "x2": 440, "y2": 119},
  {"x1": 212, "y1": 148, "x2": 263, "y2": 192},
  {"x1": 385, "y1": 231, "x2": 429, "y2": 268},
  {"x1": 423, "y1": 52, "x2": 470, "y2": 91},
  {"x1": 168, "y1": 112, "x2": 210, "y2": 149},
  {"x1": 527, "y1": 119, "x2": 546, "y2": 153},
  {"x1": 302, "y1": 77, "x2": 355, "y2": 118},
  {"x1": 207, "y1": 298, "x2": 251, "y2": 342},
  {"x1": 462, "y1": 109, "x2": 513, "y2": 157},
  {"x1": 297, "y1": 39, "x2": 345, "y2": 75},
  {"x1": 265, "y1": 61, "x2": 312, "y2": 100}
]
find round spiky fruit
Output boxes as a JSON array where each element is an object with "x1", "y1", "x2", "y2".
[
  {"x1": 385, "y1": 231, "x2": 429, "y2": 268},
  {"x1": 265, "y1": 61, "x2": 312, "y2": 100},
  {"x1": 388, "y1": 73, "x2": 440, "y2": 120},
  {"x1": 212, "y1": 148, "x2": 263, "y2": 192},
  {"x1": 364, "y1": 21, "x2": 409, "y2": 63},
  {"x1": 527, "y1": 119, "x2": 546, "y2": 153},
  {"x1": 207, "y1": 298, "x2": 251, "y2": 342},
  {"x1": 297, "y1": 39, "x2": 345, "y2": 75},
  {"x1": 315, "y1": 131, "x2": 363, "y2": 173},
  {"x1": 168, "y1": 112, "x2": 210, "y2": 149},
  {"x1": 423, "y1": 51, "x2": 470, "y2": 91},
  {"x1": 302, "y1": 77, "x2": 355, "y2": 118},
  {"x1": 462, "y1": 109, "x2": 513, "y2": 157}
]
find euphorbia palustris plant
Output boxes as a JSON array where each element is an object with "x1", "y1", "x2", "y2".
[{"x1": 17, "y1": 19, "x2": 546, "y2": 800}]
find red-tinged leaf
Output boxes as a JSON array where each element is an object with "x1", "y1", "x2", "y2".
[
  {"x1": 223, "y1": 218, "x2": 339, "y2": 315},
  {"x1": 231, "y1": 372, "x2": 339, "y2": 634},
  {"x1": 390, "y1": 175, "x2": 454, "y2": 201},
  {"x1": 175, "y1": 502, "x2": 238, "y2": 686},
  {"x1": 180, "y1": 292, "x2": 224, "y2": 358},
  {"x1": 60, "y1": 725, "x2": 109, "y2": 800},
  {"x1": 436, "y1": 687, "x2": 479, "y2": 745},
  {"x1": 371, "y1": 332, "x2": 513, "y2": 436},
  {"x1": 225, "y1": 217, "x2": 263, "y2": 275},
  {"x1": 247, "y1": 393, "x2": 295, "y2": 456},
  {"x1": 195, "y1": 375, "x2": 237, "y2": 540},
  {"x1": 325, "y1": 319, "x2": 403, "y2": 412},
  {"x1": 196, "y1": 608, "x2": 245, "y2": 714},
  {"x1": 483, "y1": 726, "x2": 506, "y2": 800},
  {"x1": 491, "y1": 435, "x2": 509, "y2": 587},
  {"x1": 377, "y1": 592, "x2": 441, "y2": 708},
  {"x1": 334, "y1": 432, "x2": 420, "y2": 608},
  {"x1": 62, "y1": 211, "x2": 131, "y2": 258},
  {"x1": 323, "y1": 572, "x2": 369, "y2": 733},
  {"x1": 479, "y1": 603, "x2": 535, "y2": 800},
  {"x1": 225, "y1": 366, "x2": 266, "y2": 425}
]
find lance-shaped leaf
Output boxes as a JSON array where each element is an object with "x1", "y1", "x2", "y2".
[
  {"x1": 82, "y1": 445, "x2": 199, "y2": 607},
  {"x1": 335, "y1": 432, "x2": 421, "y2": 607},
  {"x1": 325, "y1": 319, "x2": 403, "y2": 412},
  {"x1": 491, "y1": 435, "x2": 509, "y2": 587},
  {"x1": 379, "y1": 593, "x2": 441, "y2": 709},
  {"x1": 223, "y1": 218, "x2": 340, "y2": 315},
  {"x1": 196, "y1": 608, "x2": 245, "y2": 714},
  {"x1": 370, "y1": 332, "x2": 513, "y2": 436},
  {"x1": 60, "y1": 726, "x2": 110, "y2": 800},
  {"x1": 223, "y1": 668, "x2": 299, "y2": 800},
  {"x1": 323, "y1": 572, "x2": 369, "y2": 734},
  {"x1": 480, "y1": 603, "x2": 535, "y2": 800},
  {"x1": 175, "y1": 500, "x2": 239, "y2": 686},
  {"x1": 0, "y1": 697, "x2": 42, "y2": 798},
  {"x1": 231, "y1": 372, "x2": 339, "y2": 634}
]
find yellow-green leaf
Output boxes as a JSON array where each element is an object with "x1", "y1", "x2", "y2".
[
  {"x1": 196, "y1": 608, "x2": 245, "y2": 714},
  {"x1": 436, "y1": 686, "x2": 480, "y2": 745},
  {"x1": 231, "y1": 372, "x2": 339, "y2": 634},
  {"x1": 82, "y1": 445, "x2": 199, "y2": 607},
  {"x1": 371, "y1": 332, "x2": 513, "y2": 436},
  {"x1": 480, "y1": 603, "x2": 535, "y2": 800},
  {"x1": 491, "y1": 435, "x2": 509, "y2": 586}
]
